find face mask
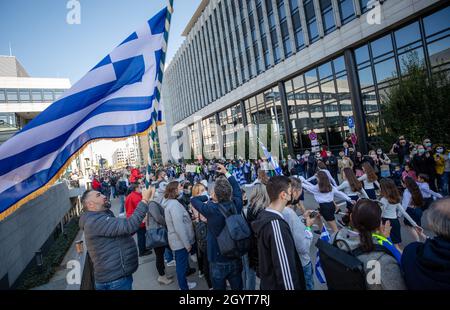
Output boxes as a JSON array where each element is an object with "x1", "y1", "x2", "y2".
[
  {"x1": 436, "y1": 148, "x2": 443, "y2": 153},
  {"x1": 377, "y1": 151, "x2": 382, "y2": 155},
  {"x1": 305, "y1": 153, "x2": 310, "y2": 157},
  {"x1": 327, "y1": 153, "x2": 332, "y2": 157},
  {"x1": 164, "y1": 176, "x2": 168, "y2": 181},
  {"x1": 425, "y1": 143, "x2": 432, "y2": 147},
  {"x1": 297, "y1": 155, "x2": 301, "y2": 160},
  {"x1": 418, "y1": 149, "x2": 425, "y2": 155}
]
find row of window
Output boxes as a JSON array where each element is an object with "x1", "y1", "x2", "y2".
[
  {"x1": 181, "y1": 5, "x2": 450, "y2": 157},
  {"x1": 0, "y1": 88, "x2": 66, "y2": 103},
  {"x1": 169, "y1": 0, "x2": 373, "y2": 123}
]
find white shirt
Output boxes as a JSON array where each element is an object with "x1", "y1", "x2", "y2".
[
  {"x1": 358, "y1": 174, "x2": 380, "y2": 190},
  {"x1": 300, "y1": 176, "x2": 352, "y2": 203},
  {"x1": 337, "y1": 180, "x2": 369, "y2": 198},
  {"x1": 417, "y1": 182, "x2": 443, "y2": 199},
  {"x1": 379, "y1": 197, "x2": 418, "y2": 227},
  {"x1": 307, "y1": 169, "x2": 337, "y2": 187}
]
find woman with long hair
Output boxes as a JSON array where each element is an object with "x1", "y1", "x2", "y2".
[
  {"x1": 358, "y1": 162, "x2": 380, "y2": 200},
  {"x1": 379, "y1": 179, "x2": 422, "y2": 251},
  {"x1": 163, "y1": 181, "x2": 197, "y2": 290},
  {"x1": 242, "y1": 183, "x2": 269, "y2": 290},
  {"x1": 402, "y1": 177, "x2": 425, "y2": 242},
  {"x1": 301, "y1": 171, "x2": 353, "y2": 232},
  {"x1": 190, "y1": 182, "x2": 212, "y2": 289},
  {"x1": 333, "y1": 199, "x2": 405, "y2": 289}
]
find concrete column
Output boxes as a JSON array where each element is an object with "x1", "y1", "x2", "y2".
[
  {"x1": 211, "y1": 6, "x2": 226, "y2": 96},
  {"x1": 261, "y1": 0, "x2": 276, "y2": 66},
  {"x1": 271, "y1": 0, "x2": 286, "y2": 61},
  {"x1": 227, "y1": 0, "x2": 244, "y2": 85},
  {"x1": 284, "y1": 0, "x2": 298, "y2": 54},
  {"x1": 187, "y1": 42, "x2": 201, "y2": 112},
  {"x1": 220, "y1": 0, "x2": 237, "y2": 90},
  {"x1": 242, "y1": 0, "x2": 257, "y2": 78},
  {"x1": 331, "y1": 0, "x2": 342, "y2": 28},
  {"x1": 205, "y1": 15, "x2": 219, "y2": 101},
  {"x1": 313, "y1": 0, "x2": 325, "y2": 38},
  {"x1": 249, "y1": 0, "x2": 266, "y2": 74},
  {"x1": 235, "y1": 2, "x2": 251, "y2": 81},
  {"x1": 193, "y1": 34, "x2": 208, "y2": 108},
  {"x1": 353, "y1": 0, "x2": 362, "y2": 17},
  {"x1": 216, "y1": 1, "x2": 232, "y2": 93},
  {"x1": 297, "y1": 0, "x2": 311, "y2": 46},
  {"x1": 198, "y1": 22, "x2": 213, "y2": 105}
]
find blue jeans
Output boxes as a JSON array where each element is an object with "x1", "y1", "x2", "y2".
[
  {"x1": 95, "y1": 275, "x2": 133, "y2": 290},
  {"x1": 119, "y1": 195, "x2": 125, "y2": 213},
  {"x1": 241, "y1": 254, "x2": 256, "y2": 290},
  {"x1": 441, "y1": 172, "x2": 449, "y2": 196},
  {"x1": 303, "y1": 262, "x2": 314, "y2": 291},
  {"x1": 164, "y1": 248, "x2": 174, "y2": 262},
  {"x1": 174, "y1": 248, "x2": 190, "y2": 290},
  {"x1": 137, "y1": 227, "x2": 146, "y2": 255},
  {"x1": 210, "y1": 259, "x2": 243, "y2": 290}
]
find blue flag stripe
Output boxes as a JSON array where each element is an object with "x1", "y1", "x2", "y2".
[{"x1": 0, "y1": 120, "x2": 152, "y2": 211}]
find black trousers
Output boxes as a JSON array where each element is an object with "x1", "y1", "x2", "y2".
[{"x1": 154, "y1": 246, "x2": 166, "y2": 276}]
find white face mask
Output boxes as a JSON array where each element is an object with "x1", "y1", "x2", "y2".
[{"x1": 297, "y1": 155, "x2": 301, "y2": 160}]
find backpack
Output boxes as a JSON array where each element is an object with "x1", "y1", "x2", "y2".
[
  {"x1": 194, "y1": 220, "x2": 208, "y2": 253},
  {"x1": 216, "y1": 203, "x2": 251, "y2": 259},
  {"x1": 316, "y1": 238, "x2": 396, "y2": 290}
]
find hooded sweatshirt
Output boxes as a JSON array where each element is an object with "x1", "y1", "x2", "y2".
[
  {"x1": 251, "y1": 208, "x2": 306, "y2": 290},
  {"x1": 401, "y1": 236, "x2": 450, "y2": 290}
]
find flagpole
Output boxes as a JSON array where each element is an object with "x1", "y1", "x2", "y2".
[{"x1": 146, "y1": 0, "x2": 174, "y2": 187}]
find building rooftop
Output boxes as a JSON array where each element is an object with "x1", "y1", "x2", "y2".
[
  {"x1": 181, "y1": 0, "x2": 210, "y2": 36},
  {"x1": 0, "y1": 56, "x2": 29, "y2": 77}
]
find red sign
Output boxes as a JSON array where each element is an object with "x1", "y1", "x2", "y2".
[
  {"x1": 309, "y1": 131, "x2": 317, "y2": 141},
  {"x1": 351, "y1": 133, "x2": 358, "y2": 145}
]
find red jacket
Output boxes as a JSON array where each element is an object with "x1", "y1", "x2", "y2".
[
  {"x1": 125, "y1": 191, "x2": 145, "y2": 228},
  {"x1": 92, "y1": 179, "x2": 101, "y2": 191}
]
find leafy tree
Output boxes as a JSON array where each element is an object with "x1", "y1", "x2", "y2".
[{"x1": 381, "y1": 52, "x2": 450, "y2": 145}]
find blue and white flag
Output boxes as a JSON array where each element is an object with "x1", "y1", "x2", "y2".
[
  {"x1": 259, "y1": 141, "x2": 283, "y2": 176},
  {"x1": 315, "y1": 225, "x2": 331, "y2": 284},
  {"x1": 0, "y1": 8, "x2": 168, "y2": 220}
]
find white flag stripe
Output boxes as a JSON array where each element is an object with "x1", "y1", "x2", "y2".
[
  {"x1": 59, "y1": 63, "x2": 116, "y2": 101},
  {"x1": 0, "y1": 107, "x2": 152, "y2": 193}
]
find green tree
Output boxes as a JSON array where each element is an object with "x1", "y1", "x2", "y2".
[{"x1": 381, "y1": 53, "x2": 450, "y2": 145}]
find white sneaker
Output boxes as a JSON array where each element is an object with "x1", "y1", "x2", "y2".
[
  {"x1": 166, "y1": 260, "x2": 176, "y2": 267},
  {"x1": 188, "y1": 282, "x2": 197, "y2": 290},
  {"x1": 190, "y1": 254, "x2": 198, "y2": 263},
  {"x1": 198, "y1": 271, "x2": 204, "y2": 278}
]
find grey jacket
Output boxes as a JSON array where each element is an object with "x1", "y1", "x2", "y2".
[
  {"x1": 333, "y1": 228, "x2": 406, "y2": 290},
  {"x1": 147, "y1": 200, "x2": 166, "y2": 229},
  {"x1": 79, "y1": 202, "x2": 148, "y2": 283},
  {"x1": 163, "y1": 199, "x2": 195, "y2": 251}
]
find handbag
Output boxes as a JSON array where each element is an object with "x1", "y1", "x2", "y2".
[
  {"x1": 145, "y1": 205, "x2": 168, "y2": 249},
  {"x1": 146, "y1": 227, "x2": 168, "y2": 249}
]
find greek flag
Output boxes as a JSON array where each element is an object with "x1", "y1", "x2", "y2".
[
  {"x1": 0, "y1": 8, "x2": 168, "y2": 220},
  {"x1": 233, "y1": 166, "x2": 247, "y2": 185},
  {"x1": 315, "y1": 225, "x2": 330, "y2": 284},
  {"x1": 259, "y1": 141, "x2": 283, "y2": 176}
]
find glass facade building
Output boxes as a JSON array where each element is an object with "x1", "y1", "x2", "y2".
[{"x1": 162, "y1": 0, "x2": 450, "y2": 161}]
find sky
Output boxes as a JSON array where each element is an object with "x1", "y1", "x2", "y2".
[{"x1": 0, "y1": 0, "x2": 202, "y2": 162}]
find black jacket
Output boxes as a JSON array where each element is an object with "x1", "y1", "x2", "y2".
[
  {"x1": 251, "y1": 209, "x2": 306, "y2": 290},
  {"x1": 401, "y1": 236, "x2": 450, "y2": 290}
]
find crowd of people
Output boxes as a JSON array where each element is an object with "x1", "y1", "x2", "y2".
[{"x1": 79, "y1": 135, "x2": 450, "y2": 290}]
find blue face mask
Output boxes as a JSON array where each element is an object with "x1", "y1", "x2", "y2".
[{"x1": 418, "y1": 149, "x2": 425, "y2": 155}]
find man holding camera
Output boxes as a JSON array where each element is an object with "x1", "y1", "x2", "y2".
[{"x1": 79, "y1": 187, "x2": 153, "y2": 290}]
